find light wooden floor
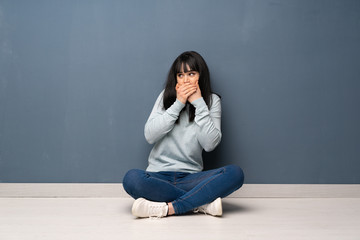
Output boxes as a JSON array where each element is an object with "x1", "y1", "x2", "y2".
[{"x1": 0, "y1": 197, "x2": 359, "y2": 240}]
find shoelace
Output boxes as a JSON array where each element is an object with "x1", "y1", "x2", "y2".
[{"x1": 149, "y1": 205, "x2": 164, "y2": 219}]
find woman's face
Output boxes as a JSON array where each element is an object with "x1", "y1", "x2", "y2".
[{"x1": 176, "y1": 64, "x2": 199, "y2": 85}]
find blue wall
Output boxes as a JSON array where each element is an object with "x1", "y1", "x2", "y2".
[{"x1": 0, "y1": 0, "x2": 359, "y2": 183}]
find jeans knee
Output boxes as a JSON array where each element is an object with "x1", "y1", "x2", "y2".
[
  {"x1": 226, "y1": 164, "x2": 245, "y2": 189},
  {"x1": 122, "y1": 169, "x2": 143, "y2": 194}
]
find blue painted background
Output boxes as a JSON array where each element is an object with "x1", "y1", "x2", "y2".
[{"x1": 0, "y1": 0, "x2": 359, "y2": 183}]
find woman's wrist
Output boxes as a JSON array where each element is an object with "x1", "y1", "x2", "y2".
[
  {"x1": 177, "y1": 97, "x2": 187, "y2": 104},
  {"x1": 188, "y1": 91, "x2": 202, "y2": 103},
  {"x1": 188, "y1": 95, "x2": 201, "y2": 103}
]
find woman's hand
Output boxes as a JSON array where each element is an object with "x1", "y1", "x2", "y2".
[
  {"x1": 188, "y1": 81, "x2": 202, "y2": 103},
  {"x1": 176, "y1": 82, "x2": 197, "y2": 104}
]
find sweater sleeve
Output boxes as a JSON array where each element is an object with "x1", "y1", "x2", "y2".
[
  {"x1": 191, "y1": 94, "x2": 222, "y2": 152},
  {"x1": 144, "y1": 90, "x2": 185, "y2": 144}
]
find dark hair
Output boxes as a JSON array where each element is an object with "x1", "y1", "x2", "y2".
[{"x1": 163, "y1": 51, "x2": 214, "y2": 122}]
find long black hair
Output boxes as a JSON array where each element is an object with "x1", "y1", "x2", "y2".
[{"x1": 163, "y1": 51, "x2": 214, "y2": 122}]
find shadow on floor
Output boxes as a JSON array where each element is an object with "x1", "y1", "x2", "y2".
[{"x1": 222, "y1": 199, "x2": 253, "y2": 214}]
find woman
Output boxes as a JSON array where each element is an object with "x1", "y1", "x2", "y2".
[{"x1": 123, "y1": 51, "x2": 244, "y2": 218}]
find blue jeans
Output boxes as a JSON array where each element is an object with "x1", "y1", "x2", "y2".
[{"x1": 122, "y1": 165, "x2": 244, "y2": 215}]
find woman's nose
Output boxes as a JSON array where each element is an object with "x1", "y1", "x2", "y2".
[{"x1": 184, "y1": 76, "x2": 189, "y2": 82}]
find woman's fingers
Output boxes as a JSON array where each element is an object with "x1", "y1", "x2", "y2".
[
  {"x1": 176, "y1": 83, "x2": 197, "y2": 103},
  {"x1": 180, "y1": 84, "x2": 196, "y2": 92},
  {"x1": 183, "y1": 85, "x2": 197, "y2": 94},
  {"x1": 183, "y1": 89, "x2": 197, "y2": 98}
]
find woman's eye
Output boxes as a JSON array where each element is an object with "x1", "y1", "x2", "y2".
[{"x1": 178, "y1": 74, "x2": 183, "y2": 78}]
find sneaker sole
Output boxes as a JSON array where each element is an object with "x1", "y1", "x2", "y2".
[{"x1": 213, "y1": 197, "x2": 223, "y2": 216}]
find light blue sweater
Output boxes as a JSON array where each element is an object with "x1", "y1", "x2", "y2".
[{"x1": 145, "y1": 90, "x2": 222, "y2": 173}]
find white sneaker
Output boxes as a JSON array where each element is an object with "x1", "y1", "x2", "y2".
[
  {"x1": 194, "y1": 197, "x2": 222, "y2": 216},
  {"x1": 132, "y1": 198, "x2": 168, "y2": 218}
]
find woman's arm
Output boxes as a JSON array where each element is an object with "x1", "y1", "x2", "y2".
[
  {"x1": 144, "y1": 91, "x2": 185, "y2": 144},
  {"x1": 191, "y1": 95, "x2": 222, "y2": 152}
]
